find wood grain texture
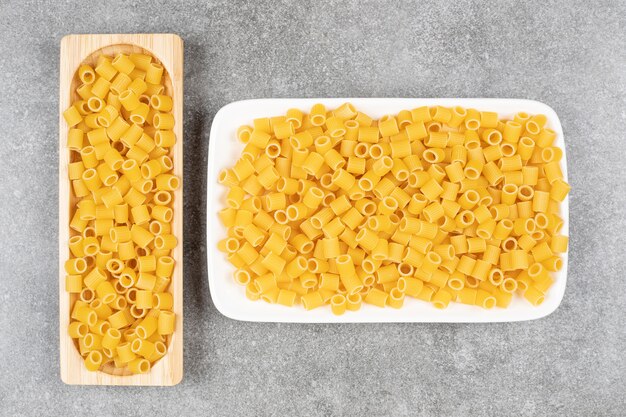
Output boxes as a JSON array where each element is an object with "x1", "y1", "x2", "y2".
[{"x1": 59, "y1": 34, "x2": 183, "y2": 386}]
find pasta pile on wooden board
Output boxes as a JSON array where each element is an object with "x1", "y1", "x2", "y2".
[
  {"x1": 217, "y1": 103, "x2": 569, "y2": 315},
  {"x1": 63, "y1": 52, "x2": 179, "y2": 373}
]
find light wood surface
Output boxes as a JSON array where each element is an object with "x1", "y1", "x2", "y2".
[{"x1": 59, "y1": 34, "x2": 183, "y2": 385}]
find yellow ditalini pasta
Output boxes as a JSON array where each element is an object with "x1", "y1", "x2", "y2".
[
  {"x1": 217, "y1": 103, "x2": 569, "y2": 314},
  {"x1": 63, "y1": 53, "x2": 179, "y2": 373}
]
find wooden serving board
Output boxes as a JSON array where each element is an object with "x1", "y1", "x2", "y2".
[{"x1": 59, "y1": 34, "x2": 183, "y2": 385}]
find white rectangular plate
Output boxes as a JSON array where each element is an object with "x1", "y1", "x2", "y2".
[{"x1": 207, "y1": 98, "x2": 568, "y2": 323}]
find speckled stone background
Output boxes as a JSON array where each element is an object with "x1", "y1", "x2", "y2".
[{"x1": 1, "y1": 0, "x2": 625, "y2": 416}]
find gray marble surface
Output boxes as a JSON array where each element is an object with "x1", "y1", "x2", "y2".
[{"x1": 1, "y1": 0, "x2": 625, "y2": 416}]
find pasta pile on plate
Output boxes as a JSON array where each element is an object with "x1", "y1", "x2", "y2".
[
  {"x1": 217, "y1": 103, "x2": 569, "y2": 315},
  {"x1": 62, "y1": 52, "x2": 179, "y2": 373}
]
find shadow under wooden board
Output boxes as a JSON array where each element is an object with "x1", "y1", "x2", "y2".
[{"x1": 59, "y1": 34, "x2": 183, "y2": 385}]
